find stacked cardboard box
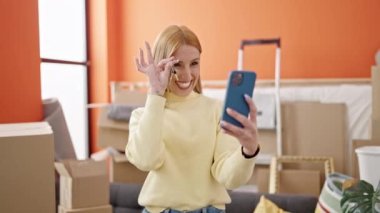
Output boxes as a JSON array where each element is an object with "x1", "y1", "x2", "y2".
[
  {"x1": 55, "y1": 160, "x2": 112, "y2": 213},
  {"x1": 256, "y1": 167, "x2": 321, "y2": 197},
  {"x1": 98, "y1": 108, "x2": 130, "y2": 151},
  {"x1": 0, "y1": 122, "x2": 55, "y2": 213},
  {"x1": 110, "y1": 154, "x2": 148, "y2": 184},
  {"x1": 97, "y1": 90, "x2": 147, "y2": 184},
  {"x1": 281, "y1": 102, "x2": 348, "y2": 174},
  {"x1": 245, "y1": 102, "x2": 348, "y2": 194},
  {"x1": 98, "y1": 90, "x2": 147, "y2": 151}
]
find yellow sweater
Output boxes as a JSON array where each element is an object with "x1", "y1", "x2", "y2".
[{"x1": 125, "y1": 91, "x2": 256, "y2": 213}]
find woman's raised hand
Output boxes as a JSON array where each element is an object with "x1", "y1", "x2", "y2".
[
  {"x1": 135, "y1": 42, "x2": 178, "y2": 96},
  {"x1": 220, "y1": 95, "x2": 259, "y2": 156}
]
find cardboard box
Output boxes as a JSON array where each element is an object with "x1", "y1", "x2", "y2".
[
  {"x1": 256, "y1": 167, "x2": 321, "y2": 196},
  {"x1": 372, "y1": 66, "x2": 380, "y2": 142},
  {"x1": 372, "y1": 66, "x2": 380, "y2": 120},
  {"x1": 58, "y1": 205, "x2": 112, "y2": 213},
  {"x1": 0, "y1": 122, "x2": 55, "y2": 213},
  {"x1": 278, "y1": 169, "x2": 321, "y2": 196},
  {"x1": 98, "y1": 108, "x2": 129, "y2": 151},
  {"x1": 114, "y1": 89, "x2": 147, "y2": 105},
  {"x1": 281, "y1": 102, "x2": 348, "y2": 174},
  {"x1": 110, "y1": 154, "x2": 148, "y2": 184},
  {"x1": 98, "y1": 91, "x2": 147, "y2": 151},
  {"x1": 254, "y1": 167, "x2": 270, "y2": 192},
  {"x1": 372, "y1": 118, "x2": 380, "y2": 142},
  {"x1": 257, "y1": 129, "x2": 277, "y2": 156},
  {"x1": 55, "y1": 160, "x2": 109, "y2": 209}
]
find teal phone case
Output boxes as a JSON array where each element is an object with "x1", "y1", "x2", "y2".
[{"x1": 222, "y1": 70, "x2": 256, "y2": 128}]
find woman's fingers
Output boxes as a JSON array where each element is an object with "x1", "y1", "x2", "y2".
[
  {"x1": 145, "y1": 41, "x2": 154, "y2": 64},
  {"x1": 221, "y1": 119, "x2": 258, "y2": 151},
  {"x1": 137, "y1": 42, "x2": 153, "y2": 69},
  {"x1": 135, "y1": 57, "x2": 145, "y2": 73},
  {"x1": 164, "y1": 58, "x2": 179, "y2": 72},
  {"x1": 244, "y1": 95, "x2": 258, "y2": 123},
  {"x1": 220, "y1": 121, "x2": 243, "y2": 138},
  {"x1": 139, "y1": 48, "x2": 147, "y2": 67},
  {"x1": 221, "y1": 96, "x2": 259, "y2": 153},
  {"x1": 226, "y1": 107, "x2": 252, "y2": 128},
  {"x1": 135, "y1": 42, "x2": 179, "y2": 90},
  {"x1": 157, "y1": 57, "x2": 176, "y2": 69}
]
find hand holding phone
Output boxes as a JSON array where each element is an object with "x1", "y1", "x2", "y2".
[{"x1": 222, "y1": 71, "x2": 256, "y2": 127}]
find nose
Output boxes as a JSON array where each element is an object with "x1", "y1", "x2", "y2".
[{"x1": 177, "y1": 66, "x2": 191, "y2": 81}]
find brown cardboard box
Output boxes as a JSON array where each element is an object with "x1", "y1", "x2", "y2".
[
  {"x1": 58, "y1": 205, "x2": 112, "y2": 213},
  {"x1": 372, "y1": 66, "x2": 380, "y2": 120},
  {"x1": 256, "y1": 167, "x2": 321, "y2": 196},
  {"x1": 98, "y1": 108, "x2": 129, "y2": 151},
  {"x1": 114, "y1": 89, "x2": 147, "y2": 105},
  {"x1": 372, "y1": 118, "x2": 380, "y2": 142},
  {"x1": 278, "y1": 169, "x2": 321, "y2": 196},
  {"x1": 281, "y1": 102, "x2": 348, "y2": 174},
  {"x1": 110, "y1": 154, "x2": 148, "y2": 184},
  {"x1": 255, "y1": 167, "x2": 270, "y2": 192},
  {"x1": 98, "y1": 91, "x2": 147, "y2": 151},
  {"x1": 55, "y1": 160, "x2": 109, "y2": 209},
  {"x1": 0, "y1": 122, "x2": 55, "y2": 213},
  {"x1": 257, "y1": 129, "x2": 277, "y2": 156}
]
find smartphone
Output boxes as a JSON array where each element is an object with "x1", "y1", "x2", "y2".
[{"x1": 222, "y1": 70, "x2": 256, "y2": 128}]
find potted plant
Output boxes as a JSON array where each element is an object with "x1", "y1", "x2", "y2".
[{"x1": 341, "y1": 180, "x2": 380, "y2": 213}]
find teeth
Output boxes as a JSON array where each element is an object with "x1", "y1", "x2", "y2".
[{"x1": 177, "y1": 81, "x2": 191, "y2": 89}]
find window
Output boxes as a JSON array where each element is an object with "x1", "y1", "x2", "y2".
[{"x1": 38, "y1": 0, "x2": 88, "y2": 159}]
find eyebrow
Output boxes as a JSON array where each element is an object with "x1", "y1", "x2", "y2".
[{"x1": 176, "y1": 58, "x2": 200, "y2": 63}]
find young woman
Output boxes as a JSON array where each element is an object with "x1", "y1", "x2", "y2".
[{"x1": 126, "y1": 25, "x2": 260, "y2": 213}]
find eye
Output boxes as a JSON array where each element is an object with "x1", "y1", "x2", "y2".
[
  {"x1": 191, "y1": 61, "x2": 199, "y2": 66},
  {"x1": 173, "y1": 63, "x2": 181, "y2": 67}
]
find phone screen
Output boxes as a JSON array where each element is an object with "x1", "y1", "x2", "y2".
[{"x1": 222, "y1": 71, "x2": 256, "y2": 127}]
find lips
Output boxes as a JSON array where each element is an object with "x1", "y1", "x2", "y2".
[{"x1": 176, "y1": 81, "x2": 192, "y2": 89}]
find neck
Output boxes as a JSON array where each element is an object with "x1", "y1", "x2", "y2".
[{"x1": 164, "y1": 91, "x2": 199, "y2": 102}]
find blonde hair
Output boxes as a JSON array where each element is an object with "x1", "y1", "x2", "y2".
[{"x1": 153, "y1": 25, "x2": 202, "y2": 93}]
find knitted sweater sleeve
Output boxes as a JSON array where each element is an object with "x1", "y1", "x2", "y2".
[
  {"x1": 211, "y1": 102, "x2": 256, "y2": 189},
  {"x1": 125, "y1": 95, "x2": 166, "y2": 171}
]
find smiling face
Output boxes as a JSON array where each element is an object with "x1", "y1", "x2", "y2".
[{"x1": 168, "y1": 45, "x2": 200, "y2": 97}]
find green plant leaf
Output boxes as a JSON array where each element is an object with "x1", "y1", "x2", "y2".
[
  {"x1": 341, "y1": 180, "x2": 376, "y2": 213},
  {"x1": 373, "y1": 181, "x2": 380, "y2": 213}
]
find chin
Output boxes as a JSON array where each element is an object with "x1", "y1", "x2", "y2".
[{"x1": 173, "y1": 88, "x2": 193, "y2": 96}]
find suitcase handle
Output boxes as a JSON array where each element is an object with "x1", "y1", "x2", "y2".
[
  {"x1": 240, "y1": 38, "x2": 281, "y2": 49},
  {"x1": 237, "y1": 38, "x2": 281, "y2": 70},
  {"x1": 237, "y1": 38, "x2": 283, "y2": 158}
]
